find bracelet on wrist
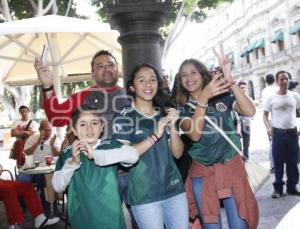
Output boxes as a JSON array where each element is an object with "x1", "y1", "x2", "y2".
[
  {"x1": 150, "y1": 135, "x2": 158, "y2": 143},
  {"x1": 196, "y1": 102, "x2": 208, "y2": 109},
  {"x1": 147, "y1": 136, "x2": 155, "y2": 145},
  {"x1": 228, "y1": 80, "x2": 236, "y2": 88},
  {"x1": 152, "y1": 133, "x2": 159, "y2": 141},
  {"x1": 42, "y1": 85, "x2": 54, "y2": 92}
]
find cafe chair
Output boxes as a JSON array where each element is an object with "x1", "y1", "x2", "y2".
[
  {"x1": 1, "y1": 169, "x2": 14, "y2": 180},
  {"x1": 55, "y1": 189, "x2": 70, "y2": 229}
]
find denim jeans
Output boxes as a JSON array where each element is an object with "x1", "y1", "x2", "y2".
[
  {"x1": 131, "y1": 192, "x2": 189, "y2": 229},
  {"x1": 118, "y1": 173, "x2": 129, "y2": 204},
  {"x1": 192, "y1": 177, "x2": 248, "y2": 229},
  {"x1": 272, "y1": 128, "x2": 299, "y2": 192}
]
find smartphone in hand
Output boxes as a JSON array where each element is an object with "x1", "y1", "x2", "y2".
[{"x1": 41, "y1": 44, "x2": 49, "y2": 64}]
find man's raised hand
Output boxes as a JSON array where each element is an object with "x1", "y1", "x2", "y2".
[{"x1": 34, "y1": 58, "x2": 54, "y2": 88}]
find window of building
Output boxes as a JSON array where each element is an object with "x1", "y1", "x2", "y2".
[
  {"x1": 246, "y1": 55, "x2": 250, "y2": 64},
  {"x1": 255, "y1": 49, "x2": 259, "y2": 59},
  {"x1": 278, "y1": 40, "x2": 285, "y2": 51},
  {"x1": 271, "y1": 30, "x2": 284, "y2": 52},
  {"x1": 261, "y1": 47, "x2": 266, "y2": 56}
]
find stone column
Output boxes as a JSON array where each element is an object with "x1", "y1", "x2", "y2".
[{"x1": 107, "y1": 0, "x2": 172, "y2": 85}]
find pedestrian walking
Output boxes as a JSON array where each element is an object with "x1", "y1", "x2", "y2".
[
  {"x1": 261, "y1": 73, "x2": 278, "y2": 173},
  {"x1": 263, "y1": 70, "x2": 300, "y2": 198}
]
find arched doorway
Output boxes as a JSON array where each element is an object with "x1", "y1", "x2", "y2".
[
  {"x1": 294, "y1": 69, "x2": 300, "y2": 94},
  {"x1": 248, "y1": 80, "x2": 255, "y2": 100},
  {"x1": 259, "y1": 76, "x2": 266, "y2": 99}
]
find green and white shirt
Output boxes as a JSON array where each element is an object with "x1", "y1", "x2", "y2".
[
  {"x1": 112, "y1": 104, "x2": 184, "y2": 205},
  {"x1": 53, "y1": 139, "x2": 129, "y2": 229},
  {"x1": 180, "y1": 93, "x2": 241, "y2": 166}
]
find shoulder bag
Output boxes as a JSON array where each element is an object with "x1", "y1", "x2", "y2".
[
  {"x1": 9, "y1": 120, "x2": 33, "y2": 167},
  {"x1": 187, "y1": 102, "x2": 270, "y2": 193}
]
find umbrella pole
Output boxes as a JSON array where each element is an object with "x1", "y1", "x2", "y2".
[{"x1": 47, "y1": 33, "x2": 64, "y2": 139}]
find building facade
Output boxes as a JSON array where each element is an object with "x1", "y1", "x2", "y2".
[{"x1": 165, "y1": 0, "x2": 300, "y2": 100}]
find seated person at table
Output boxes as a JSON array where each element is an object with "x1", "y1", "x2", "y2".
[
  {"x1": 52, "y1": 104, "x2": 165, "y2": 229},
  {"x1": 0, "y1": 164, "x2": 59, "y2": 229},
  {"x1": 22, "y1": 120, "x2": 62, "y2": 209},
  {"x1": 24, "y1": 119, "x2": 61, "y2": 163}
]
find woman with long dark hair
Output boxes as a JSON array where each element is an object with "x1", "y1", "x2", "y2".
[
  {"x1": 177, "y1": 47, "x2": 259, "y2": 229},
  {"x1": 112, "y1": 63, "x2": 189, "y2": 229}
]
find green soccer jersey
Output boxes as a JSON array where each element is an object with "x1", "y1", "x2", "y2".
[
  {"x1": 55, "y1": 139, "x2": 125, "y2": 229},
  {"x1": 112, "y1": 104, "x2": 184, "y2": 205},
  {"x1": 180, "y1": 93, "x2": 241, "y2": 166}
]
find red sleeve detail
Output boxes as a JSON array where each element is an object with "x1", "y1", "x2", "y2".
[{"x1": 43, "y1": 89, "x2": 92, "y2": 127}]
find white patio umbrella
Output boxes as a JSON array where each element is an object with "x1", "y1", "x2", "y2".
[{"x1": 0, "y1": 15, "x2": 122, "y2": 98}]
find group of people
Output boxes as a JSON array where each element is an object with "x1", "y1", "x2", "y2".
[
  {"x1": 31, "y1": 46, "x2": 259, "y2": 229},
  {"x1": 2, "y1": 43, "x2": 300, "y2": 228},
  {"x1": 0, "y1": 105, "x2": 61, "y2": 229},
  {"x1": 6, "y1": 43, "x2": 300, "y2": 229}
]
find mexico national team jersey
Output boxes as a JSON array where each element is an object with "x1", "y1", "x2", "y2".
[
  {"x1": 112, "y1": 104, "x2": 184, "y2": 205},
  {"x1": 55, "y1": 139, "x2": 125, "y2": 229},
  {"x1": 180, "y1": 93, "x2": 241, "y2": 166}
]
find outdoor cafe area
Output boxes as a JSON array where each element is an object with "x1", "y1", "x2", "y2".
[{"x1": 0, "y1": 139, "x2": 68, "y2": 229}]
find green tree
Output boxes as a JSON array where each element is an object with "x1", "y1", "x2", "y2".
[
  {"x1": 7, "y1": 0, "x2": 78, "y2": 19},
  {"x1": 0, "y1": 0, "x2": 85, "y2": 22},
  {"x1": 91, "y1": 0, "x2": 232, "y2": 28},
  {"x1": 90, "y1": 0, "x2": 233, "y2": 67}
]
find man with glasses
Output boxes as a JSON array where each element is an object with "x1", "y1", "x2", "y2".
[
  {"x1": 24, "y1": 119, "x2": 61, "y2": 162},
  {"x1": 22, "y1": 119, "x2": 61, "y2": 213},
  {"x1": 34, "y1": 50, "x2": 129, "y2": 138}
]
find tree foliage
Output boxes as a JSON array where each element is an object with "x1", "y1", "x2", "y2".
[
  {"x1": 91, "y1": 0, "x2": 233, "y2": 26},
  {"x1": 5, "y1": 0, "x2": 78, "y2": 20}
]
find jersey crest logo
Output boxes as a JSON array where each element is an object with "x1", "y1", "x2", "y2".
[{"x1": 215, "y1": 102, "x2": 227, "y2": 112}]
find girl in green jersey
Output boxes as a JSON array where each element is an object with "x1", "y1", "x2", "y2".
[
  {"x1": 113, "y1": 63, "x2": 189, "y2": 229},
  {"x1": 52, "y1": 104, "x2": 140, "y2": 229},
  {"x1": 177, "y1": 46, "x2": 258, "y2": 228}
]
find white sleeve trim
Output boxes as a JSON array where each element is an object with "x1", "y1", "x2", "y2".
[
  {"x1": 52, "y1": 158, "x2": 81, "y2": 193},
  {"x1": 94, "y1": 145, "x2": 139, "y2": 167},
  {"x1": 179, "y1": 117, "x2": 191, "y2": 126},
  {"x1": 232, "y1": 101, "x2": 237, "y2": 111},
  {"x1": 115, "y1": 139, "x2": 131, "y2": 144}
]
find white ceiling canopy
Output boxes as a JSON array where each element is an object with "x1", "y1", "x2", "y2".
[{"x1": 0, "y1": 15, "x2": 122, "y2": 92}]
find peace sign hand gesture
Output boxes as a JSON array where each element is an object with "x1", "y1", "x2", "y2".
[
  {"x1": 200, "y1": 72, "x2": 229, "y2": 102},
  {"x1": 213, "y1": 44, "x2": 234, "y2": 85}
]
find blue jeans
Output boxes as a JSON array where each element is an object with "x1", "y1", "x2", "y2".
[
  {"x1": 118, "y1": 173, "x2": 129, "y2": 204},
  {"x1": 192, "y1": 178, "x2": 247, "y2": 229},
  {"x1": 272, "y1": 128, "x2": 299, "y2": 193},
  {"x1": 131, "y1": 192, "x2": 189, "y2": 229}
]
